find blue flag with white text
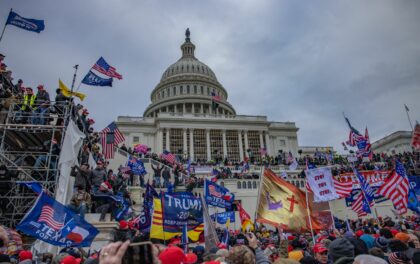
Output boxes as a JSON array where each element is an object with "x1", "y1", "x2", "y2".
[
  {"x1": 205, "y1": 179, "x2": 235, "y2": 209},
  {"x1": 211, "y1": 211, "x2": 235, "y2": 225},
  {"x1": 17, "y1": 192, "x2": 98, "y2": 247},
  {"x1": 6, "y1": 11, "x2": 45, "y2": 33},
  {"x1": 354, "y1": 168, "x2": 375, "y2": 203},
  {"x1": 82, "y1": 70, "x2": 113, "y2": 87}
]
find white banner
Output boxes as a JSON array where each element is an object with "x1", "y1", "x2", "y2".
[{"x1": 306, "y1": 167, "x2": 340, "y2": 202}]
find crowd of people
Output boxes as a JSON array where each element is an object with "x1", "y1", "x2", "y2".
[{"x1": 3, "y1": 215, "x2": 420, "y2": 263}]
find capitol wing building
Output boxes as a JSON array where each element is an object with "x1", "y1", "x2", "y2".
[{"x1": 116, "y1": 31, "x2": 299, "y2": 160}]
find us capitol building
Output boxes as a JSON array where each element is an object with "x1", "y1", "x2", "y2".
[{"x1": 116, "y1": 30, "x2": 300, "y2": 161}]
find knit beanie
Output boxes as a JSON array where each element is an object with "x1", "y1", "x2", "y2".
[
  {"x1": 374, "y1": 236, "x2": 389, "y2": 252},
  {"x1": 328, "y1": 238, "x2": 355, "y2": 262}
]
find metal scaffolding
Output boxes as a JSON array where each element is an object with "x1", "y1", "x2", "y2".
[{"x1": 0, "y1": 100, "x2": 71, "y2": 226}]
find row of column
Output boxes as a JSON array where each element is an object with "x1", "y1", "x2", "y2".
[
  {"x1": 152, "y1": 103, "x2": 230, "y2": 117},
  {"x1": 158, "y1": 128, "x2": 271, "y2": 161}
]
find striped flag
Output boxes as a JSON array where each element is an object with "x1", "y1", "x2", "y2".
[
  {"x1": 351, "y1": 192, "x2": 371, "y2": 217},
  {"x1": 211, "y1": 92, "x2": 221, "y2": 102},
  {"x1": 378, "y1": 160, "x2": 409, "y2": 215},
  {"x1": 332, "y1": 178, "x2": 353, "y2": 198},
  {"x1": 101, "y1": 122, "x2": 125, "y2": 159},
  {"x1": 39, "y1": 205, "x2": 65, "y2": 230},
  {"x1": 161, "y1": 150, "x2": 176, "y2": 164},
  {"x1": 92, "y1": 57, "x2": 123, "y2": 80},
  {"x1": 411, "y1": 124, "x2": 420, "y2": 150}
]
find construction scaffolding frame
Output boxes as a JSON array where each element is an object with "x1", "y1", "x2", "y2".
[{"x1": 0, "y1": 99, "x2": 71, "y2": 227}]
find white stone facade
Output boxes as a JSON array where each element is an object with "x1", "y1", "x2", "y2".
[
  {"x1": 116, "y1": 31, "x2": 299, "y2": 162},
  {"x1": 371, "y1": 131, "x2": 413, "y2": 155}
]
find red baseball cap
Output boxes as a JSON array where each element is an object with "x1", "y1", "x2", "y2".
[
  {"x1": 19, "y1": 251, "x2": 33, "y2": 261},
  {"x1": 119, "y1": 220, "x2": 128, "y2": 230},
  {"x1": 37, "y1": 85, "x2": 44, "y2": 90},
  {"x1": 313, "y1": 243, "x2": 328, "y2": 253},
  {"x1": 60, "y1": 255, "x2": 82, "y2": 264},
  {"x1": 159, "y1": 246, "x2": 186, "y2": 264},
  {"x1": 355, "y1": 230, "x2": 364, "y2": 237}
]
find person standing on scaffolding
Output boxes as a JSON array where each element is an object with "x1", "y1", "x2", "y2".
[{"x1": 31, "y1": 85, "x2": 50, "y2": 125}]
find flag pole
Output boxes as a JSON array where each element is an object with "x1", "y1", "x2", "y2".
[
  {"x1": 70, "y1": 64, "x2": 79, "y2": 94},
  {"x1": 404, "y1": 104, "x2": 414, "y2": 131},
  {"x1": 0, "y1": 9, "x2": 12, "y2": 45},
  {"x1": 304, "y1": 182, "x2": 316, "y2": 242},
  {"x1": 254, "y1": 165, "x2": 265, "y2": 223},
  {"x1": 328, "y1": 201, "x2": 336, "y2": 231}
]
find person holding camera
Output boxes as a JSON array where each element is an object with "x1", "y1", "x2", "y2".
[{"x1": 67, "y1": 184, "x2": 91, "y2": 219}]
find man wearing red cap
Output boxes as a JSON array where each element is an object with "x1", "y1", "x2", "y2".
[{"x1": 313, "y1": 243, "x2": 329, "y2": 264}]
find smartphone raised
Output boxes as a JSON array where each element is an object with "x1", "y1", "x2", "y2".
[{"x1": 122, "y1": 241, "x2": 154, "y2": 264}]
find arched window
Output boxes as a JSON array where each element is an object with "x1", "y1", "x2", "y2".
[
  {"x1": 187, "y1": 85, "x2": 190, "y2": 94},
  {"x1": 200, "y1": 86, "x2": 204, "y2": 94},
  {"x1": 248, "y1": 181, "x2": 252, "y2": 189},
  {"x1": 180, "y1": 86, "x2": 183, "y2": 94},
  {"x1": 173, "y1": 87, "x2": 176, "y2": 95},
  {"x1": 242, "y1": 182, "x2": 246, "y2": 189},
  {"x1": 237, "y1": 181, "x2": 241, "y2": 189},
  {"x1": 253, "y1": 181, "x2": 257, "y2": 189},
  {"x1": 181, "y1": 65, "x2": 184, "y2": 72},
  {"x1": 162, "y1": 90, "x2": 165, "y2": 98},
  {"x1": 187, "y1": 65, "x2": 189, "y2": 71},
  {"x1": 194, "y1": 85, "x2": 197, "y2": 94},
  {"x1": 167, "y1": 88, "x2": 170, "y2": 96}
]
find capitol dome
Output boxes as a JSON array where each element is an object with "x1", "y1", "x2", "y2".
[{"x1": 143, "y1": 29, "x2": 236, "y2": 117}]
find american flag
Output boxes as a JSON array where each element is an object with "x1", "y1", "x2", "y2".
[
  {"x1": 161, "y1": 150, "x2": 176, "y2": 164},
  {"x1": 39, "y1": 205, "x2": 65, "y2": 230},
  {"x1": 101, "y1": 122, "x2": 125, "y2": 159},
  {"x1": 332, "y1": 178, "x2": 353, "y2": 198},
  {"x1": 351, "y1": 192, "x2": 372, "y2": 217},
  {"x1": 412, "y1": 124, "x2": 420, "y2": 150},
  {"x1": 378, "y1": 160, "x2": 409, "y2": 215},
  {"x1": 92, "y1": 57, "x2": 123, "y2": 80},
  {"x1": 211, "y1": 92, "x2": 221, "y2": 102}
]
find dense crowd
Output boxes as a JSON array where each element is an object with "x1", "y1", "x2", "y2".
[{"x1": 3, "y1": 215, "x2": 420, "y2": 263}]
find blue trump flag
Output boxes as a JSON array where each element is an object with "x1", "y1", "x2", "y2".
[
  {"x1": 211, "y1": 211, "x2": 235, "y2": 225},
  {"x1": 17, "y1": 192, "x2": 98, "y2": 247},
  {"x1": 6, "y1": 10, "x2": 45, "y2": 33},
  {"x1": 127, "y1": 156, "x2": 146, "y2": 175},
  {"x1": 82, "y1": 70, "x2": 113, "y2": 87},
  {"x1": 204, "y1": 179, "x2": 235, "y2": 209},
  {"x1": 354, "y1": 168, "x2": 375, "y2": 203},
  {"x1": 408, "y1": 176, "x2": 420, "y2": 215},
  {"x1": 138, "y1": 183, "x2": 159, "y2": 231},
  {"x1": 162, "y1": 192, "x2": 203, "y2": 233}
]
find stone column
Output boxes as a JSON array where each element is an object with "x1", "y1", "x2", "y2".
[
  {"x1": 183, "y1": 103, "x2": 186, "y2": 114},
  {"x1": 174, "y1": 104, "x2": 177, "y2": 114},
  {"x1": 222, "y1": 130, "x2": 227, "y2": 158},
  {"x1": 165, "y1": 128, "x2": 170, "y2": 151},
  {"x1": 209, "y1": 104, "x2": 212, "y2": 115},
  {"x1": 189, "y1": 129, "x2": 194, "y2": 160},
  {"x1": 206, "y1": 129, "x2": 211, "y2": 161},
  {"x1": 156, "y1": 128, "x2": 163, "y2": 153},
  {"x1": 200, "y1": 103, "x2": 204, "y2": 114},
  {"x1": 265, "y1": 132, "x2": 271, "y2": 156},
  {"x1": 259, "y1": 131, "x2": 264, "y2": 149},
  {"x1": 192, "y1": 103, "x2": 195, "y2": 114},
  {"x1": 244, "y1": 130, "x2": 249, "y2": 158},
  {"x1": 183, "y1": 129, "x2": 188, "y2": 156},
  {"x1": 238, "y1": 131, "x2": 244, "y2": 161}
]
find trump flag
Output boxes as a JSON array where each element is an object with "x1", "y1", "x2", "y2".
[
  {"x1": 17, "y1": 192, "x2": 98, "y2": 247},
  {"x1": 204, "y1": 179, "x2": 235, "y2": 209}
]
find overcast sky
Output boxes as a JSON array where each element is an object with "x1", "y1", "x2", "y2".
[{"x1": 1, "y1": 0, "x2": 419, "y2": 153}]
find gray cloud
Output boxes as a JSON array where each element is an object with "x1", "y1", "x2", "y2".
[{"x1": 1, "y1": 0, "x2": 419, "y2": 153}]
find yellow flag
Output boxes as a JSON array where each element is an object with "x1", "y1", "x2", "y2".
[
  {"x1": 149, "y1": 198, "x2": 204, "y2": 241},
  {"x1": 58, "y1": 79, "x2": 86, "y2": 101},
  {"x1": 256, "y1": 169, "x2": 323, "y2": 231}
]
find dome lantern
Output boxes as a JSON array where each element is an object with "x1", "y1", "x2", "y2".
[{"x1": 181, "y1": 28, "x2": 196, "y2": 58}]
